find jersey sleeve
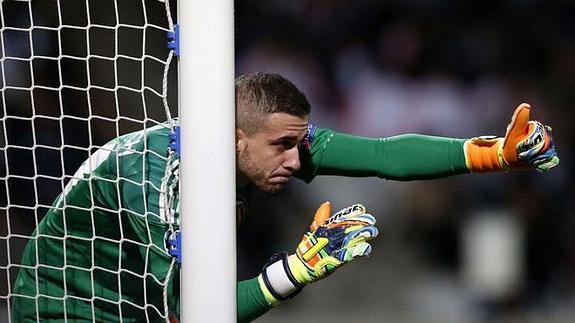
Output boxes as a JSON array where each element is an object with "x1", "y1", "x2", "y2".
[
  {"x1": 295, "y1": 127, "x2": 469, "y2": 182},
  {"x1": 237, "y1": 278, "x2": 272, "y2": 322}
]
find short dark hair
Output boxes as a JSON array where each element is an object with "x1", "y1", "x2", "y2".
[{"x1": 236, "y1": 72, "x2": 311, "y2": 135}]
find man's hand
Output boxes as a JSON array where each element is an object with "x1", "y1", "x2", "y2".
[
  {"x1": 258, "y1": 202, "x2": 378, "y2": 305},
  {"x1": 289, "y1": 202, "x2": 377, "y2": 284},
  {"x1": 464, "y1": 103, "x2": 559, "y2": 172}
]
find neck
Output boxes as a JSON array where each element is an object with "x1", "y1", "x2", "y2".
[{"x1": 236, "y1": 171, "x2": 251, "y2": 189}]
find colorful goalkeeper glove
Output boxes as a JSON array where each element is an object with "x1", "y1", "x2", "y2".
[
  {"x1": 258, "y1": 202, "x2": 378, "y2": 305},
  {"x1": 464, "y1": 103, "x2": 559, "y2": 173}
]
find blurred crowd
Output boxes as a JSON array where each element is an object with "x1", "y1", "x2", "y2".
[
  {"x1": 234, "y1": 1, "x2": 575, "y2": 322},
  {"x1": 1, "y1": 0, "x2": 574, "y2": 322}
]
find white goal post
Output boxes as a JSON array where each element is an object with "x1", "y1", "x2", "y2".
[{"x1": 181, "y1": 0, "x2": 236, "y2": 322}]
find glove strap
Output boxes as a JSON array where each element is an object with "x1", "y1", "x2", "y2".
[{"x1": 260, "y1": 252, "x2": 304, "y2": 303}]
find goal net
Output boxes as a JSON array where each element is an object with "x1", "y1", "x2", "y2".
[{"x1": 0, "y1": 0, "x2": 180, "y2": 321}]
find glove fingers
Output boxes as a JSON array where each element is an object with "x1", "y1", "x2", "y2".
[
  {"x1": 353, "y1": 213, "x2": 377, "y2": 225},
  {"x1": 326, "y1": 204, "x2": 366, "y2": 226},
  {"x1": 332, "y1": 214, "x2": 377, "y2": 228},
  {"x1": 337, "y1": 226, "x2": 378, "y2": 261},
  {"x1": 517, "y1": 122, "x2": 548, "y2": 157},
  {"x1": 329, "y1": 210, "x2": 376, "y2": 226},
  {"x1": 515, "y1": 121, "x2": 559, "y2": 172},
  {"x1": 537, "y1": 158, "x2": 560, "y2": 172},
  {"x1": 534, "y1": 155, "x2": 560, "y2": 172},
  {"x1": 343, "y1": 225, "x2": 379, "y2": 244},
  {"x1": 337, "y1": 241, "x2": 373, "y2": 262}
]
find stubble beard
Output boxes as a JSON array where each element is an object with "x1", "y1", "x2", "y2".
[{"x1": 237, "y1": 150, "x2": 284, "y2": 194}]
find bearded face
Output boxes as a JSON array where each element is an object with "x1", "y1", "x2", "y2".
[{"x1": 236, "y1": 112, "x2": 309, "y2": 193}]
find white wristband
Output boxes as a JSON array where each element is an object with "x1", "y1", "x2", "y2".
[{"x1": 261, "y1": 252, "x2": 303, "y2": 301}]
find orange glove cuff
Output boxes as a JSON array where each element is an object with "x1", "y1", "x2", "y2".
[{"x1": 464, "y1": 138, "x2": 505, "y2": 172}]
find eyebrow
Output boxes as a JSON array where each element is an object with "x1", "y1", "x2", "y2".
[
  {"x1": 266, "y1": 121, "x2": 309, "y2": 142},
  {"x1": 271, "y1": 131, "x2": 307, "y2": 143},
  {"x1": 271, "y1": 134, "x2": 300, "y2": 143}
]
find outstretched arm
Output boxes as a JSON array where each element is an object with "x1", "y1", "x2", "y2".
[
  {"x1": 296, "y1": 103, "x2": 558, "y2": 182},
  {"x1": 297, "y1": 130, "x2": 468, "y2": 181}
]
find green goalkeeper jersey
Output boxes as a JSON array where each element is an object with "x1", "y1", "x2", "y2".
[
  {"x1": 12, "y1": 123, "x2": 181, "y2": 322},
  {"x1": 12, "y1": 122, "x2": 469, "y2": 322}
]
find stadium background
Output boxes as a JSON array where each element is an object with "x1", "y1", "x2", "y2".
[
  {"x1": 235, "y1": 1, "x2": 574, "y2": 323},
  {"x1": 0, "y1": 0, "x2": 574, "y2": 322}
]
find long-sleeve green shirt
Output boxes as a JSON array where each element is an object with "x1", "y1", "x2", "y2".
[{"x1": 12, "y1": 123, "x2": 469, "y2": 322}]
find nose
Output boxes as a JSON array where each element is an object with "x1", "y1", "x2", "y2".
[{"x1": 283, "y1": 146, "x2": 301, "y2": 172}]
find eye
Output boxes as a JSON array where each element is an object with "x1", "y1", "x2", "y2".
[
  {"x1": 280, "y1": 141, "x2": 292, "y2": 149},
  {"x1": 275, "y1": 140, "x2": 295, "y2": 151}
]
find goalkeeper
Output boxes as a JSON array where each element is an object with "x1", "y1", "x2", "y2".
[{"x1": 12, "y1": 72, "x2": 558, "y2": 322}]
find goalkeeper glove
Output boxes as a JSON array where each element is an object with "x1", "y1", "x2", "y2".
[
  {"x1": 258, "y1": 202, "x2": 378, "y2": 305},
  {"x1": 464, "y1": 103, "x2": 559, "y2": 173}
]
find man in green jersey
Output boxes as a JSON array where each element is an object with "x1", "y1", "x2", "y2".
[{"x1": 11, "y1": 72, "x2": 558, "y2": 322}]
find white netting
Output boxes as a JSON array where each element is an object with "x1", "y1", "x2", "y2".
[{"x1": 0, "y1": 0, "x2": 178, "y2": 321}]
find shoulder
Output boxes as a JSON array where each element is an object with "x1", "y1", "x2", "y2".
[
  {"x1": 114, "y1": 122, "x2": 172, "y2": 156},
  {"x1": 306, "y1": 125, "x2": 337, "y2": 153}
]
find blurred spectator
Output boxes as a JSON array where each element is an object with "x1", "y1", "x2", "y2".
[{"x1": 235, "y1": 1, "x2": 574, "y2": 322}]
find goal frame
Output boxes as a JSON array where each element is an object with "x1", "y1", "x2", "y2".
[{"x1": 179, "y1": 1, "x2": 236, "y2": 322}]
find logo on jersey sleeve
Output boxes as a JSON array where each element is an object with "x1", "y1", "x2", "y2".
[{"x1": 301, "y1": 122, "x2": 316, "y2": 151}]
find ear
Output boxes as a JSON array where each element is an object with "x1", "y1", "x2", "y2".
[{"x1": 236, "y1": 128, "x2": 247, "y2": 152}]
